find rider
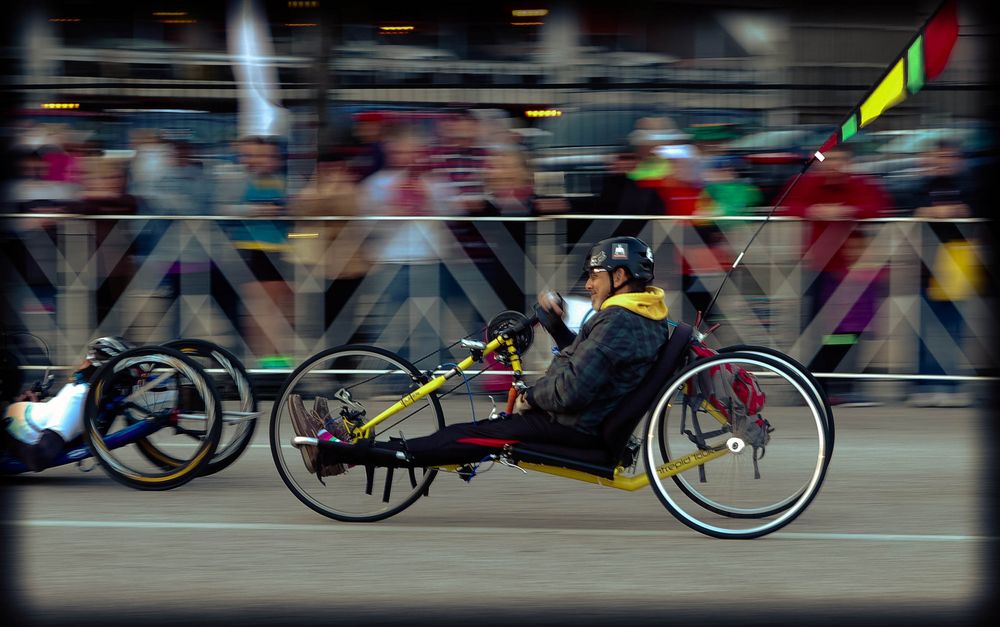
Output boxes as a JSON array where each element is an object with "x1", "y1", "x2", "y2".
[
  {"x1": 289, "y1": 236, "x2": 671, "y2": 475},
  {"x1": 1, "y1": 336, "x2": 134, "y2": 471}
]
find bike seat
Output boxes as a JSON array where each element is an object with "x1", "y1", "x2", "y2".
[
  {"x1": 508, "y1": 442, "x2": 616, "y2": 479},
  {"x1": 509, "y1": 323, "x2": 695, "y2": 481}
]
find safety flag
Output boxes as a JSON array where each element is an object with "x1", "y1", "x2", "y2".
[
  {"x1": 702, "y1": 0, "x2": 962, "y2": 326},
  {"x1": 815, "y1": 0, "x2": 959, "y2": 158}
]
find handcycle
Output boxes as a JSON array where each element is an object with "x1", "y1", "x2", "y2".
[
  {"x1": 269, "y1": 305, "x2": 834, "y2": 539},
  {"x1": 1, "y1": 336, "x2": 259, "y2": 490}
]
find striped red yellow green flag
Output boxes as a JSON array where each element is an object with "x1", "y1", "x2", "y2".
[{"x1": 815, "y1": 0, "x2": 959, "y2": 158}]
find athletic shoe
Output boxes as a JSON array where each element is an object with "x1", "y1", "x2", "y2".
[
  {"x1": 312, "y1": 396, "x2": 349, "y2": 476},
  {"x1": 905, "y1": 392, "x2": 939, "y2": 407},
  {"x1": 288, "y1": 394, "x2": 324, "y2": 474},
  {"x1": 936, "y1": 392, "x2": 971, "y2": 408},
  {"x1": 830, "y1": 394, "x2": 882, "y2": 408},
  {"x1": 837, "y1": 400, "x2": 883, "y2": 408}
]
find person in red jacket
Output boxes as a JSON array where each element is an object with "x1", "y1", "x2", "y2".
[
  {"x1": 782, "y1": 146, "x2": 891, "y2": 277},
  {"x1": 781, "y1": 145, "x2": 892, "y2": 405}
]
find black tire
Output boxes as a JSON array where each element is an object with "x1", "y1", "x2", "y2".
[
  {"x1": 83, "y1": 346, "x2": 222, "y2": 490},
  {"x1": 645, "y1": 351, "x2": 831, "y2": 539},
  {"x1": 270, "y1": 344, "x2": 445, "y2": 523},
  {"x1": 656, "y1": 347, "x2": 833, "y2": 516},
  {"x1": 160, "y1": 339, "x2": 258, "y2": 476}
]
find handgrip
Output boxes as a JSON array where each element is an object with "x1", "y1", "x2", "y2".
[{"x1": 505, "y1": 386, "x2": 518, "y2": 415}]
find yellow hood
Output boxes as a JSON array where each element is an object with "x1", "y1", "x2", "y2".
[{"x1": 600, "y1": 286, "x2": 668, "y2": 320}]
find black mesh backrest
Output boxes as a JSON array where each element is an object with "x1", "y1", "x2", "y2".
[{"x1": 600, "y1": 322, "x2": 694, "y2": 459}]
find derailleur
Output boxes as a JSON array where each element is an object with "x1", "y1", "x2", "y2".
[
  {"x1": 338, "y1": 407, "x2": 366, "y2": 431},
  {"x1": 334, "y1": 388, "x2": 367, "y2": 430}
]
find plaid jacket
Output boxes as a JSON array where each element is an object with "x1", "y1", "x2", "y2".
[{"x1": 525, "y1": 305, "x2": 670, "y2": 434}]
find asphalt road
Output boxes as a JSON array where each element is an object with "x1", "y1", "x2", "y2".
[{"x1": 3, "y1": 401, "x2": 996, "y2": 626}]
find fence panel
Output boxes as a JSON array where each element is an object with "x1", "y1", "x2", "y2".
[{"x1": 1, "y1": 214, "x2": 992, "y2": 398}]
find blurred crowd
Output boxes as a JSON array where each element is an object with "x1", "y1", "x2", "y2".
[{"x1": 3, "y1": 108, "x2": 989, "y2": 406}]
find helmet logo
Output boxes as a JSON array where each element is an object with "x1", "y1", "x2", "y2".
[
  {"x1": 589, "y1": 250, "x2": 606, "y2": 267},
  {"x1": 612, "y1": 243, "x2": 627, "y2": 259},
  {"x1": 646, "y1": 247, "x2": 654, "y2": 262}
]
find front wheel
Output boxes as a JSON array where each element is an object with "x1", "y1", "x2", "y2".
[
  {"x1": 645, "y1": 352, "x2": 831, "y2": 539},
  {"x1": 270, "y1": 345, "x2": 445, "y2": 523},
  {"x1": 83, "y1": 346, "x2": 222, "y2": 490}
]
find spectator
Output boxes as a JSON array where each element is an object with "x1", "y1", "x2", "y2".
[
  {"x1": 782, "y1": 144, "x2": 892, "y2": 405},
  {"x1": 673, "y1": 155, "x2": 763, "y2": 325},
  {"x1": 699, "y1": 156, "x2": 763, "y2": 218},
  {"x1": 656, "y1": 139, "x2": 705, "y2": 217},
  {"x1": 428, "y1": 108, "x2": 489, "y2": 214},
  {"x1": 477, "y1": 147, "x2": 539, "y2": 394},
  {"x1": 7, "y1": 146, "x2": 80, "y2": 316},
  {"x1": 805, "y1": 230, "x2": 886, "y2": 406},
  {"x1": 9, "y1": 145, "x2": 80, "y2": 212},
  {"x1": 288, "y1": 148, "x2": 369, "y2": 347},
  {"x1": 630, "y1": 121, "x2": 717, "y2": 324},
  {"x1": 39, "y1": 127, "x2": 83, "y2": 185},
  {"x1": 127, "y1": 129, "x2": 174, "y2": 202},
  {"x1": 626, "y1": 117, "x2": 675, "y2": 186},
  {"x1": 426, "y1": 109, "x2": 499, "y2": 346},
  {"x1": 224, "y1": 136, "x2": 293, "y2": 369},
  {"x1": 128, "y1": 135, "x2": 211, "y2": 216},
  {"x1": 169, "y1": 140, "x2": 213, "y2": 216},
  {"x1": 349, "y1": 112, "x2": 386, "y2": 180},
  {"x1": 906, "y1": 140, "x2": 982, "y2": 407},
  {"x1": 592, "y1": 148, "x2": 666, "y2": 219},
  {"x1": 357, "y1": 122, "x2": 455, "y2": 364},
  {"x1": 77, "y1": 156, "x2": 139, "y2": 327},
  {"x1": 482, "y1": 148, "x2": 537, "y2": 218},
  {"x1": 126, "y1": 136, "x2": 214, "y2": 344}
]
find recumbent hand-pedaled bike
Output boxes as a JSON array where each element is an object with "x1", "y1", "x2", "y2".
[
  {"x1": 1, "y1": 337, "x2": 259, "y2": 490},
  {"x1": 269, "y1": 302, "x2": 834, "y2": 540}
]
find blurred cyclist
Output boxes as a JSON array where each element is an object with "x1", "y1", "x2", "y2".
[{"x1": 1, "y1": 336, "x2": 133, "y2": 471}]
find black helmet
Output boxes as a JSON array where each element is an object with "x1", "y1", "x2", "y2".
[
  {"x1": 85, "y1": 336, "x2": 134, "y2": 367},
  {"x1": 583, "y1": 236, "x2": 654, "y2": 282}
]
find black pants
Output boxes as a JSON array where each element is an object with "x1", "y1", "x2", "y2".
[
  {"x1": 372, "y1": 410, "x2": 604, "y2": 467},
  {"x1": 2, "y1": 428, "x2": 65, "y2": 472},
  {"x1": 324, "y1": 276, "x2": 364, "y2": 332},
  {"x1": 807, "y1": 335, "x2": 859, "y2": 398}
]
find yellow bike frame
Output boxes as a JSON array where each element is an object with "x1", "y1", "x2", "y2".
[
  {"x1": 354, "y1": 334, "x2": 518, "y2": 438},
  {"x1": 347, "y1": 330, "x2": 730, "y2": 491}
]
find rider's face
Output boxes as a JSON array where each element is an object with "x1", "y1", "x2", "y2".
[{"x1": 586, "y1": 268, "x2": 624, "y2": 310}]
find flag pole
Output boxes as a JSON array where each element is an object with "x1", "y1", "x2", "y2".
[
  {"x1": 697, "y1": 155, "x2": 815, "y2": 333},
  {"x1": 695, "y1": 0, "x2": 957, "y2": 333}
]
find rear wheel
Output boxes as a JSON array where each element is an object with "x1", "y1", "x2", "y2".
[
  {"x1": 160, "y1": 339, "x2": 258, "y2": 476},
  {"x1": 270, "y1": 345, "x2": 445, "y2": 522},
  {"x1": 645, "y1": 352, "x2": 830, "y2": 539},
  {"x1": 83, "y1": 346, "x2": 222, "y2": 490}
]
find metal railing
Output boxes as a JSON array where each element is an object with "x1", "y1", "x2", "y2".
[{"x1": 1, "y1": 214, "x2": 993, "y2": 396}]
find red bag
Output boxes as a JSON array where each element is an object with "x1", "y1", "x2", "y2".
[{"x1": 688, "y1": 341, "x2": 766, "y2": 420}]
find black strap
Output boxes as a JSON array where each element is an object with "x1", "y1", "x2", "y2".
[
  {"x1": 382, "y1": 466, "x2": 394, "y2": 503},
  {"x1": 364, "y1": 464, "x2": 375, "y2": 495}
]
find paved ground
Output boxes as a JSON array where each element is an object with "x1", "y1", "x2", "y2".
[{"x1": 2, "y1": 401, "x2": 997, "y2": 626}]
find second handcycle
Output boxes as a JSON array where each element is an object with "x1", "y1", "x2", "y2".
[{"x1": 1, "y1": 337, "x2": 259, "y2": 490}]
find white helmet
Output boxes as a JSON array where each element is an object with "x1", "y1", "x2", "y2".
[{"x1": 85, "y1": 336, "x2": 134, "y2": 367}]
